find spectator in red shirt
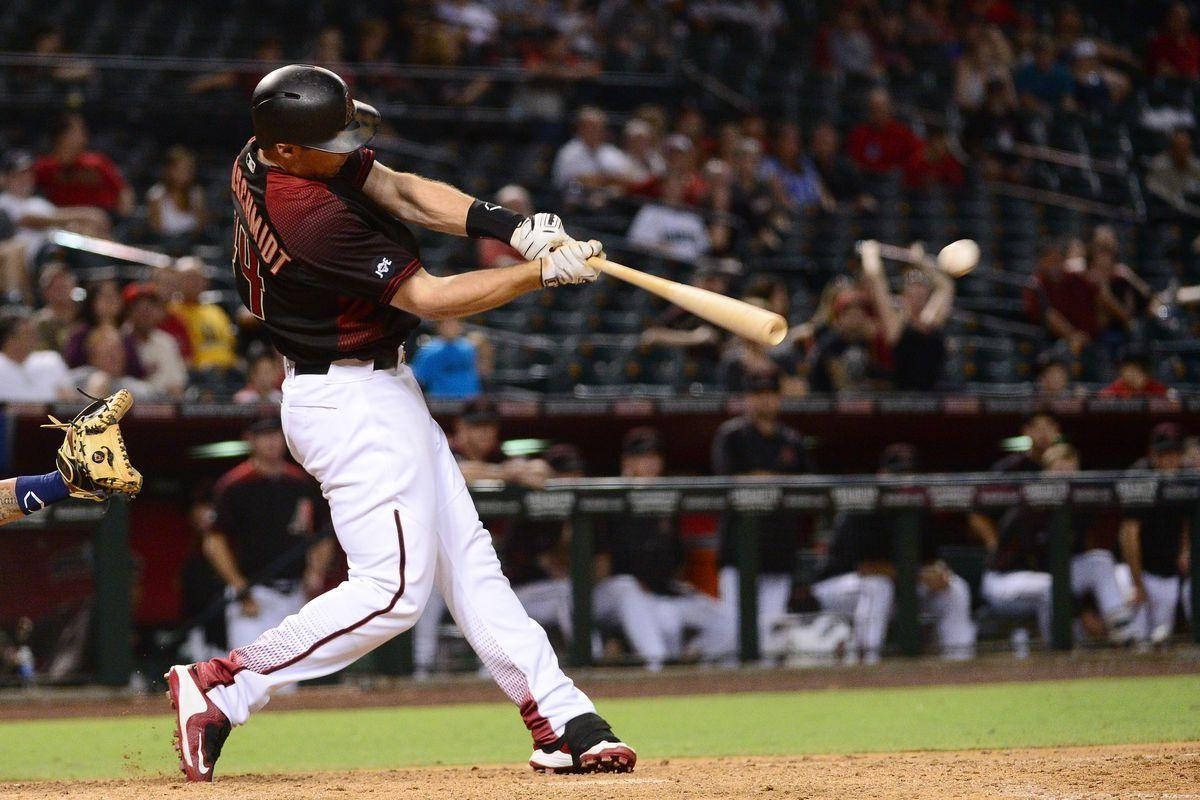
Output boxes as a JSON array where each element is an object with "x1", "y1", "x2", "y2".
[
  {"x1": 1023, "y1": 239, "x2": 1100, "y2": 355},
  {"x1": 846, "y1": 88, "x2": 923, "y2": 175},
  {"x1": 34, "y1": 114, "x2": 133, "y2": 218},
  {"x1": 903, "y1": 125, "x2": 965, "y2": 189},
  {"x1": 1098, "y1": 346, "x2": 1170, "y2": 398},
  {"x1": 1147, "y1": 2, "x2": 1200, "y2": 79}
]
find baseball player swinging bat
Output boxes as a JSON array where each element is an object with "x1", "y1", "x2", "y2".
[
  {"x1": 165, "y1": 64, "x2": 636, "y2": 784},
  {"x1": 587, "y1": 257, "x2": 788, "y2": 346}
]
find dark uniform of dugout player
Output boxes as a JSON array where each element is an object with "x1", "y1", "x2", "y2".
[
  {"x1": 166, "y1": 64, "x2": 635, "y2": 782},
  {"x1": 711, "y1": 370, "x2": 811, "y2": 650},
  {"x1": 202, "y1": 417, "x2": 335, "y2": 656}
]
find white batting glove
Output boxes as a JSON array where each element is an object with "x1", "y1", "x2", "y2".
[
  {"x1": 510, "y1": 212, "x2": 568, "y2": 260},
  {"x1": 540, "y1": 239, "x2": 602, "y2": 287}
]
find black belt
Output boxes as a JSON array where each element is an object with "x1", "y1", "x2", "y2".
[{"x1": 293, "y1": 350, "x2": 400, "y2": 376}]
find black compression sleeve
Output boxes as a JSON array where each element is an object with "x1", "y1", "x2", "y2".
[{"x1": 465, "y1": 199, "x2": 527, "y2": 241}]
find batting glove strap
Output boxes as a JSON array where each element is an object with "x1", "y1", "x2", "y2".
[
  {"x1": 540, "y1": 240, "x2": 602, "y2": 287},
  {"x1": 511, "y1": 211, "x2": 568, "y2": 260}
]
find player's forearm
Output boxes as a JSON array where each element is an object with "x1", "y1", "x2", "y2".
[
  {"x1": 1118, "y1": 521, "x2": 1144, "y2": 584},
  {"x1": 966, "y1": 512, "x2": 997, "y2": 550},
  {"x1": 1044, "y1": 308, "x2": 1078, "y2": 341},
  {"x1": 0, "y1": 480, "x2": 22, "y2": 526},
  {"x1": 392, "y1": 262, "x2": 543, "y2": 320},
  {"x1": 0, "y1": 473, "x2": 73, "y2": 526},
  {"x1": 365, "y1": 162, "x2": 529, "y2": 244},
  {"x1": 202, "y1": 532, "x2": 249, "y2": 591},
  {"x1": 388, "y1": 172, "x2": 475, "y2": 234},
  {"x1": 305, "y1": 536, "x2": 335, "y2": 580}
]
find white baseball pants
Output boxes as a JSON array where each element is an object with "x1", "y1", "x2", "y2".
[
  {"x1": 594, "y1": 575, "x2": 736, "y2": 669},
  {"x1": 916, "y1": 573, "x2": 977, "y2": 659},
  {"x1": 806, "y1": 571, "x2": 975, "y2": 660},
  {"x1": 204, "y1": 361, "x2": 594, "y2": 745},
  {"x1": 981, "y1": 549, "x2": 1131, "y2": 643},
  {"x1": 809, "y1": 571, "x2": 893, "y2": 662},
  {"x1": 717, "y1": 567, "x2": 793, "y2": 651},
  {"x1": 1114, "y1": 565, "x2": 1180, "y2": 644},
  {"x1": 225, "y1": 583, "x2": 307, "y2": 653},
  {"x1": 514, "y1": 578, "x2": 575, "y2": 640},
  {"x1": 412, "y1": 588, "x2": 447, "y2": 673},
  {"x1": 415, "y1": 579, "x2": 573, "y2": 673}
]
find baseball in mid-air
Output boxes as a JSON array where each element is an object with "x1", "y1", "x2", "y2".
[{"x1": 937, "y1": 239, "x2": 980, "y2": 277}]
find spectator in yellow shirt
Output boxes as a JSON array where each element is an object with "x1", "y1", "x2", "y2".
[{"x1": 172, "y1": 257, "x2": 237, "y2": 371}]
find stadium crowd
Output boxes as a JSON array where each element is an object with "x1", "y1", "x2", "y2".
[{"x1": 2, "y1": 2, "x2": 1200, "y2": 399}]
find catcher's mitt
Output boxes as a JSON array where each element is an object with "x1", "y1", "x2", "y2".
[{"x1": 42, "y1": 389, "x2": 143, "y2": 502}]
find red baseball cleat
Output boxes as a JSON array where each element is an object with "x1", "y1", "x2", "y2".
[
  {"x1": 528, "y1": 712, "x2": 637, "y2": 774},
  {"x1": 166, "y1": 664, "x2": 231, "y2": 782}
]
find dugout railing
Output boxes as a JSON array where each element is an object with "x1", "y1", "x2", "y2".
[
  {"x1": 464, "y1": 471, "x2": 1200, "y2": 666},
  {"x1": 7, "y1": 471, "x2": 1198, "y2": 685}
]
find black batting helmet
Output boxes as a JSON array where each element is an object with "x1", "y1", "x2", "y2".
[{"x1": 251, "y1": 64, "x2": 379, "y2": 153}]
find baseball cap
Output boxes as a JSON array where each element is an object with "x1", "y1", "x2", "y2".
[
  {"x1": 744, "y1": 370, "x2": 782, "y2": 394},
  {"x1": 122, "y1": 282, "x2": 161, "y2": 306},
  {"x1": 1149, "y1": 422, "x2": 1184, "y2": 453},
  {"x1": 544, "y1": 443, "x2": 586, "y2": 475},
  {"x1": 832, "y1": 290, "x2": 869, "y2": 317},
  {"x1": 245, "y1": 415, "x2": 282, "y2": 436},
  {"x1": 2, "y1": 150, "x2": 33, "y2": 173},
  {"x1": 622, "y1": 426, "x2": 663, "y2": 456},
  {"x1": 460, "y1": 397, "x2": 499, "y2": 425},
  {"x1": 879, "y1": 443, "x2": 919, "y2": 474}
]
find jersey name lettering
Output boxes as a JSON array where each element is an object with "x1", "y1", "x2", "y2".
[{"x1": 231, "y1": 165, "x2": 292, "y2": 274}]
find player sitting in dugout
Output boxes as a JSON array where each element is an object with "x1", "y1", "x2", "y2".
[
  {"x1": 1115, "y1": 423, "x2": 1193, "y2": 649},
  {"x1": 593, "y1": 427, "x2": 737, "y2": 671},
  {"x1": 801, "y1": 443, "x2": 976, "y2": 664},
  {"x1": 978, "y1": 441, "x2": 1135, "y2": 646}
]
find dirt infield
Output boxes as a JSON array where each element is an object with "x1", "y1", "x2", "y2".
[
  {"x1": 6, "y1": 743, "x2": 1199, "y2": 800},
  {"x1": 3, "y1": 650, "x2": 1196, "y2": 721}
]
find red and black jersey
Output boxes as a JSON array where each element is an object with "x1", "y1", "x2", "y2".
[
  {"x1": 229, "y1": 138, "x2": 423, "y2": 362},
  {"x1": 213, "y1": 460, "x2": 331, "y2": 581}
]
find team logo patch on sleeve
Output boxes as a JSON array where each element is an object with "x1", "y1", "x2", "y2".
[{"x1": 375, "y1": 257, "x2": 393, "y2": 278}]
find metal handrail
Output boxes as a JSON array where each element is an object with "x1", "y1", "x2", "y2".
[
  {"x1": 0, "y1": 51, "x2": 676, "y2": 86},
  {"x1": 985, "y1": 180, "x2": 1141, "y2": 221}
]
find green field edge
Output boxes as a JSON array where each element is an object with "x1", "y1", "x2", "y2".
[{"x1": 2, "y1": 674, "x2": 1198, "y2": 781}]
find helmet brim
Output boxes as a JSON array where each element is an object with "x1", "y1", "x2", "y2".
[{"x1": 302, "y1": 100, "x2": 380, "y2": 154}]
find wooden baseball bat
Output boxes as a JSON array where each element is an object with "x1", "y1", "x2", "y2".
[
  {"x1": 586, "y1": 257, "x2": 788, "y2": 346},
  {"x1": 1176, "y1": 285, "x2": 1200, "y2": 305}
]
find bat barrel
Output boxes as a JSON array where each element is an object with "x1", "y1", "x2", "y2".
[
  {"x1": 589, "y1": 257, "x2": 788, "y2": 347},
  {"x1": 854, "y1": 239, "x2": 921, "y2": 264}
]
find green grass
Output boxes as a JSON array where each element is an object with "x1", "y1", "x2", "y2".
[{"x1": 2, "y1": 675, "x2": 1198, "y2": 781}]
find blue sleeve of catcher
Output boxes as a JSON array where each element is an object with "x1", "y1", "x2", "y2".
[{"x1": 14, "y1": 472, "x2": 70, "y2": 514}]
